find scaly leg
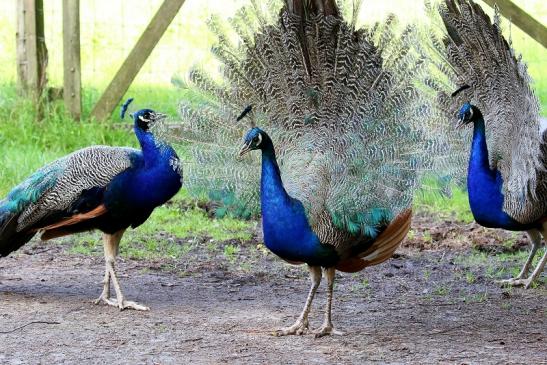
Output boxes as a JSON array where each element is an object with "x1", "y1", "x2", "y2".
[
  {"x1": 315, "y1": 267, "x2": 344, "y2": 337},
  {"x1": 522, "y1": 248, "x2": 547, "y2": 288},
  {"x1": 498, "y1": 230, "x2": 541, "y2": 286},
  {"x1": 94, "y1": 230, "x2": 149, "y2": 311},
  {"x1": 275, "y1": 265, "x2": 321, "y2": 336},
  {"x1": 507, "y1": 224, "x2": 547, "y2": 288},
  {"x1": 94, "y1": 264, "x2": 111, "y2": 305}
]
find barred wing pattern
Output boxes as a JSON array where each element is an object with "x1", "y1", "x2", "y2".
[{"x1": 11, "y1": 146, "x2": 137, "y2": 231}]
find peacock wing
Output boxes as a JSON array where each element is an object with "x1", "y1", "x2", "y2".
[
  {"x1": 4, "y1": 146, "x2": 139, "y2": 232},
  {"x1": 432, "y1": 0, "x2": 546, "y2": 223}
]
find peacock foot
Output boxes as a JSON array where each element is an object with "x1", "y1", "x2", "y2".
[
  {"x1": 274, "y1": 319, "x2": 309, "y2": 336},
  {"x1": 496, "y1": 276, "x2": 532, "y2": 289},
  {"x1": 497, "y1": 277, "x2": 535, "y2": 289},
  {"x1": 314, "y1": 323, "x2": 345, "y2": 338},
  {"x1": 95, "y1": 295, "x2": 150, "y2": 311}
]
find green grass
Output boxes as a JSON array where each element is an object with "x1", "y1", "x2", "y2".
[
  {"x1": 415, "y1": 185, "x2": 474, "y2": 223},
  {"x1": 66, "y1": 193, "x2": 254, "y2": 260},
  {"x1": 0, "y1": 84, "x2": 135, "y2": 196},
  {"x1": 135, "y1": 193, "x2": 253, "y2": 242},
  {"x1": 454, "y1": 248, "x2": 547, "y2": 286}
]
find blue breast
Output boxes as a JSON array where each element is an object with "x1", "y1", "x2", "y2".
[
  {"x1": 260, "y1": 152, "x2": 338, "y2": 266},
  {"x1": 105, "y1": 141, "x2": 182, "y2": 221},
  {"x1": 467, "y1": 119, "x2": 535, "y2": 231}
]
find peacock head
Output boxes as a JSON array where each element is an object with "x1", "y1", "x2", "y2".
[
  {"x1": 457, "y1": 103, "x2": 481, "y2": 127},
  {"x1": 239, "y1": 127, "x2": 269, "y2": 156},
  {"x1": 132, "y1": 109, "x2": 166, "y2": 132}
]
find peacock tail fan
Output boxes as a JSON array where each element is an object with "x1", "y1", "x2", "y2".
[
  {"x1": 174, "y1": 0, "x2": 465, "y2": 233},
  {"x1": 421, "y1": 0, "x2": 546, "y2": 223}
]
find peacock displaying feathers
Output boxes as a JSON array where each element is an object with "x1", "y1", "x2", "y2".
[
  {"x1": 175, "y1": 0, "x2": 466, "y2": 335},
  {"x1": 177, "y1": 0, "x2": 460, "y2": 237},
  {"x1": 423, "y1": 0, "x2": 547, "y2": 288},
  {"x1": 0, "y1": 104, "x2": 183, "y2": 310},
  {"x1": 423, "y1": 0, "x2": 547, "y2": 224}
]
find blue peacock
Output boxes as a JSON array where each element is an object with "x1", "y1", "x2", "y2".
[
  {"x1": 429, "y1": 0, "x2": 546, "y2": 287},
  {"x1": 178, "y1": 0, "x2": 458, "y2": 336},
  {"x1": 0, "y1": 99, "x2": 183, "y2": 310}
]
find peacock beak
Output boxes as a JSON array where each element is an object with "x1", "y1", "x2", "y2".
[
  {"x1": 239, "y1": 142, "x2": 252, "y2": 157},
  {"x1": 457, "y1": 117, "x2": 465, "y2": 129}
]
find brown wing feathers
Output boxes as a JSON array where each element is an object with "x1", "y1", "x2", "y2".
[
  {"x1": 36, "y1": 204, "x2": 108, "y2": 240},
  {"x1": 336, "y1": 209, "x2": 412, "y2": 273}
]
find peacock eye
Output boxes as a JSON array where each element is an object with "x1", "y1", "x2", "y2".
[
  {"x1": 143, "y1": 112, "x2": 150, "y2": 120},
  {"x1": 253, "y1": 136, "x2": 259, "y2": 143}
]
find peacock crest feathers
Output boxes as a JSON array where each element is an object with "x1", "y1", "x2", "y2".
[
  {"x1": 424, "y1": 0, "x2": 547, "y2": 224},
  {"x1": 175, "y1": 0, "x2": 462, "y2": 236}
]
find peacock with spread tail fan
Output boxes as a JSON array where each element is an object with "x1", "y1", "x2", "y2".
[
  {"x1": 425, "y1": 0, "x2": 546, "y2": 288},
  {"x1": 177, "y1": 0, "x2": 459, "y2": 336},
  {"x1": 0, "y1": 100, "x2": 183, "y2": 310}
]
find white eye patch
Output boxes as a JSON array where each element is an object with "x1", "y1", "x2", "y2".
[
  {"x1": 138, "y1": 115, "x2": 150, "y2": 122},
  {"x1": 256, "y1": 133, "x2": 262, "y2": 146},
  {"x1": 469, "y1": 107, "x2": 474, "y2": 119}
]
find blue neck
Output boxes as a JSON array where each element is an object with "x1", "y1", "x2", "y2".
[
  {"x1": 259, "y1": 143, "x2": 337, "y2": 265},
  {"x1": 467, "y1": 116, "x2": 530, "y2": 230},
  {"x1": 261, "y1": 147, "x2": 290, "y2": 207},
  {"x1": 468, "y1": 118, "x2": 494, "y2": 178},
  {"x1": 135, "y1": 127, "x2": 163, "y2": 167}
]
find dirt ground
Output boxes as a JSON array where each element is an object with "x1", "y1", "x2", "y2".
[{"x1": 1, "y1": 216, "x2": 545, "y2": 364}]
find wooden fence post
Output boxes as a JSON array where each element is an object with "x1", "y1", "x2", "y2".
[
  {"x1": 16, "y1": 0, "x2": 48, "y2": 101},
  {"x1": 482, "y1": 0, "x2": 547, "y2": 48},
  {"x1": 91, "y1": 0, "x2": 186, "y2": 121},
  {"x1": 63, "y1": 0, "x2": 82, "y2": 120}
]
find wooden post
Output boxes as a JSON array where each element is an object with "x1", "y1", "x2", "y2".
[
  {"x1": 63, "y1": 0, "x2": 81, "y2": 120},
  {"x1": 482, "y1": 0, "x2": 547, "y2": 48},
  {"x1": 16, "y1": 0, "x2": 48, "y2": 100},
  {"x1": 91, "y1": 0, "x2": 186, "y2": 121}
]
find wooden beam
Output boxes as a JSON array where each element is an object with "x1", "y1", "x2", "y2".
[
  {"x1": 482, "y1": 0, "x2": 547, "y2": 48},
  {"x1": 63, "y1": 0, "x2": 81, "y2": 120},
  {"x1": 91, "y1": 0, "x2": 186, "y2": 121},
  {"x1": 16, "y1": 0, "x2": 48, "y2": 100}
]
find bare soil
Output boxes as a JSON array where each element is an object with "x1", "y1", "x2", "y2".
[{"x1": 1, "y1": 215, "x2": 545, "y2": 364}]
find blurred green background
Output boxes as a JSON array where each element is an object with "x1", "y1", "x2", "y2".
[{"x1": 0, "y1": 0, "x2": 545, "y2": 112}]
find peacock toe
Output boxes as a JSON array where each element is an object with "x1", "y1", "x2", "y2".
[
  {"x1": 95, "y1": 296, "x2": 150, "y2": 311},
  {"x1": 273, "y1": 319, "x2": 309, "y2": 336},
  {"x1": 497, "y1": 277, "x2": 537, "y2": 289},
  {"x1": 314, "y1": 324, "x2": 345, "y2": 338}
]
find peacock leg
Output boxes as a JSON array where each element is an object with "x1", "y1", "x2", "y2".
[
  {"x1": 94, "y1": 263, "x2": 111, "y2": 305},
  {"x1": 95, "y1": 230, "x2": 149, "y2": 311},
  {"x1": 315, "y1": 267, "x2": 344, "y2": 337},
  {"x1": 497, "y1": 230, "x2": 541, "y2": 286},
  {"x1": 521, "y1": 248, "x2": 547, "y2": 288},
  {"x1": 275, "y1": 265, "x2": 322, "y2": 336}
]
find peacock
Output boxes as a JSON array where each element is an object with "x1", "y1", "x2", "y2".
[
  {"x1": 427, "y1": 0, "x2": 546, "y2": 288},
  {"x1": 0, "y1": 99, "x2": 183, "y2": 310},
  {"x1": 177, "y1": 0, "x2": 458, "y2": 335}
]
